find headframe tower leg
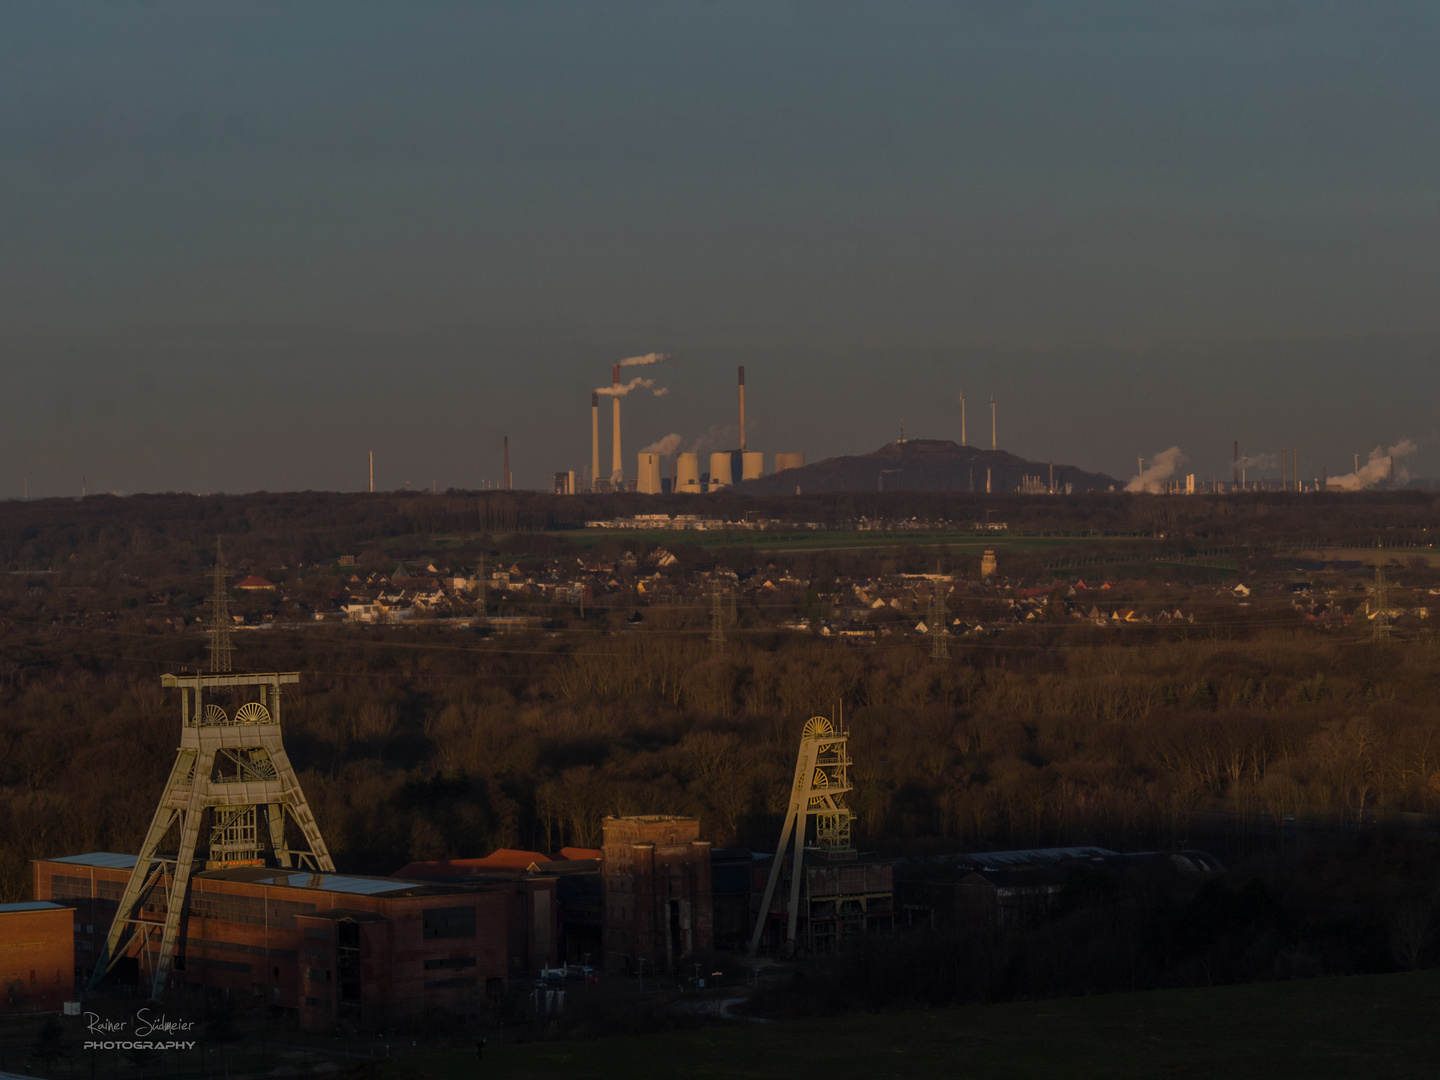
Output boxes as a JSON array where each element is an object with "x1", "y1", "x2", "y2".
[{"x1": 88, "y1": 671, "x2": 331, "y2": 1000}]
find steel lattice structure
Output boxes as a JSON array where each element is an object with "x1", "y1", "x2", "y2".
[
  {"x1": 748, "y1": 716, "x2": 854, "y2": 957},
  {"x1": 89, "y1": 671, "x2": 334, "y2": 1000}
]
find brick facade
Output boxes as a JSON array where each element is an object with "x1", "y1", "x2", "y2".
[
  {"x1": 0, "y1": 902, "x2": 74, "y2": 1014},
  {"x1": 601, "y1": 816, "x2": 712, "y2": 973}
]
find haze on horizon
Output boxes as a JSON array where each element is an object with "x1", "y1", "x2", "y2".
[{"x1": 3, "y1": 2, "x2": 1438, "y2": 497}]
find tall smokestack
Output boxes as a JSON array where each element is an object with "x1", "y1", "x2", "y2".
[
  {"x1": 368, "y1": 450, "x2": 373, "y2": 494},
  {"x1": 738, "y1": 366, "x2": 746, "y2": 452},
  {"x1": 611, "y1": 364, "x2": 622, "y2": 484},
  {"x1": 591, "y1": 392, "x2": 599, "y2": 492},
  {"x1": 504, "y1": 436, "x2": 511, "y2": 491}
]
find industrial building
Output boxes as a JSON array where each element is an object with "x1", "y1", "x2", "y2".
[
  {"x1": 601, "y1": 816, "x2": 713, "y2": 974},
  {"x1": 0, "y1": 901, "x2": 73, "y2": 1014},
  {"x1": 749, "y1": 855, "x2": 895, "y2": 954},
  {"x1": 34, "y1": 852, "x2": 553, "y2": 1029}
]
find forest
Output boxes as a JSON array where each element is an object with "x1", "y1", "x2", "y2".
[{"x1": 4, "y1": 489, "x2": 1440, "y2": 910}]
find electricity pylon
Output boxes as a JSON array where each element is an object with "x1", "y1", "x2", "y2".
[
  {"x1": 208, "y1": 538, "x2": 234, "y2": 673},
  {"x1": 710, "y1": 583, "x2": 726, "y2": 655},
  {"x1": 89, "y1": 671, "x2": 334, "y2": 1000},
  {"x1": 748, "y1": 716, "x2": 854, "y2": 957},
  {"x1": 1373, "y1": 542, "x2": 1391, "y2": 639},
  {"x1": 929, "y1": 579, "x2": 949, "y2": 660}
]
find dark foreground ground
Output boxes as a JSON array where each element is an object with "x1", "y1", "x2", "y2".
[{"x1": 382, "y1": 969, "x2": 1440, "y2": 1080}]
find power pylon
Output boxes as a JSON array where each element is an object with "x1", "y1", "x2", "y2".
[
  {"x1": 929, "y1": 579, "x2": 949, "y2": 660},
  {"x1": 1373, "y1": 542, "x2": 1391, "y2": 639},
  {"x1": 207, "y1": 538, "x2": 234, "y2": 673},
  {"x1": 749, "y1": 715, "x2": 854, "y2": 958},
  {"x1": 89, "y1": 671, "x2": 334, "y2": 1000},
  {"x1": 710, "y1": 583, "x2": 726, "y2": 655}
]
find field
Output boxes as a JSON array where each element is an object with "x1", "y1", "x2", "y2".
[{"x1": 382, "y1": 969, "x2": 1440, "y2": 1080}]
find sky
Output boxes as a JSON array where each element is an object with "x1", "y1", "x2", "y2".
[{"x1": 3, "y1": 2, "x2": 1439, "y2": 495}]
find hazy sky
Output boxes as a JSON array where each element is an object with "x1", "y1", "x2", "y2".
[{"x1": 3, "y1": 2, "x2": 1438, "y2": 495}]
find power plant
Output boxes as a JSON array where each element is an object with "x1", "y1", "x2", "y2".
[{"x1": 573, "y1": 361, "x2": 804, "y2": 494}]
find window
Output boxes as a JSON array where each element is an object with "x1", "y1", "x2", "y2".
[{"x1": 422, "y1": 906, "x2": 475, "y2": 939}]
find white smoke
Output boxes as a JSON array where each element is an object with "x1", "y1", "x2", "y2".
[
  {"x1": 1125, "y1": 446, "x2": 1186, "y2": 494},
  {"x1": 1238, "y1": 453, "x2": 1277, "y2": 473},
  {"x1": 619, "y1": 352, "x2": 670, "y2": 368},
  {"x1": 652, "y1": 387, "x2": 668, "y2": 397},
  {"x1": 641, "y1": 433, "x2": 683, "y2": 455},
  {"x1": 686, "y1": 425, "x2": 734, "y2": 454},
  {"x1": 596, "y1": 376, "x2": 656, "y2": 398},
  {"x1": 1325, "y1": 439, "x2": 1417, "y2": 491}
]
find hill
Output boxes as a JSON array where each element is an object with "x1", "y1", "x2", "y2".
[{"x1": 740, "y1": 439, "x2": 1120, "y2": 494}]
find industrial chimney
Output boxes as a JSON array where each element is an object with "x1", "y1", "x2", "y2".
[
  {"x1": 591, "y1": 392, "x2": 600, "y2": 493},
  {"x1": 738, "y1": 366, "x2": 746, "y2": 452},
  {"x1": 611, "y1": 363, "x2": 622, "y2": 486}
]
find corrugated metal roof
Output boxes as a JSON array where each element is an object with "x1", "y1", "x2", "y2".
[
  {"x1": 0, "y1": 900, "x2": 67, "y2": 913},
  {"x1": 46, "y1": 852, "x2": 139, "y2": 870}
]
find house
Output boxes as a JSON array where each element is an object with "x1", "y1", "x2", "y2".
[{"x1": 236, "y1": 576, "x2": 276, "y2": 591}]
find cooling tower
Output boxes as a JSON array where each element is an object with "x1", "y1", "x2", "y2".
[
  {"x1": 637, "y1": 453, "x2": 662, "y2": 495},
  {"x1": 773, "y1": 452, "x2": 805, "y2": 473},
  {"x1": 676, "y1": 452, "x2": 702, "y2": 494},
  {"x1": 741, "y1": 451, "x2": 763, "y2": 481},
  {"x1": 709, "y1": 452, "x2": 733, "y2": 490}
]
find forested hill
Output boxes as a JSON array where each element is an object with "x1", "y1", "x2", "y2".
[{"x1": 740, "y1": 440, "x2": 1119, "y2": 494}]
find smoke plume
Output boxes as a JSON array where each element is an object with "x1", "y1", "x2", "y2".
[
  {"x1": 1125, "y1": 447, "x2": 1186, "y2": 494},
  {"x1": 641, "y1": 433, "x2": 683, "y2": 456},
  {"x1": 1237, "y1": 453, "x2": 1277, "y2": 473},
  {"x1": 652, "y1": 387, "x2": 668, "y2": 397},
  {"x1": 1325, "y1": 439, "x2": 1417, "y2": 491},
  {"x1": 596, "y1": 376, "x2": 655, "y2": 398},
  {"x1": 619, "y1": 352, "x2": 670, "y2": 368}
]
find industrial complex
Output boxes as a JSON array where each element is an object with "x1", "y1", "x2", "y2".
[{"x1": 566, "y1": 364, "x2": 805, "y2": 496}]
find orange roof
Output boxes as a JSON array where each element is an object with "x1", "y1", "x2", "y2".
[
  {"x1": 235, "y1": 576, "x2": 275, "y2": 590},
  {"x1": 559, "y1": 847, "x2": 601, "y2": 861}
]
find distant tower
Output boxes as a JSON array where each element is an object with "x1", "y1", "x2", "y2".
[
  {"x1": 1374, "y1": 543, "x2": 1391, "y2": 639},
  {"x1": 368, "y1": 450, "x2": 374, "y2": 493},
  {"x1": 591, "y1": 392, "x2": 600, "y2": 492},
  {"x1": 749, "y1": 715, "x2": 854, "y2": 958},
  {"x1": 710, "y1": 582, "x2": 726, "y2": 655},
  {"x1": 90, "y1": 671, "x2": 334, "y2": 1000},
  {"x1": 208, "y1": 539, "x2": 234, "y2": 674},
  {"x1": 611, "y1": 364, "x2": 623, "y2": 483},
  {"x1": 928, "y1": 578, "x2": 949, "y2": 660},
  {"x1": 738, "y1": 366, "x2": 747, "y2": 452}
]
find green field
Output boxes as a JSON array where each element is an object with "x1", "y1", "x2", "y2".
[{"x1": 380, "y1": 970, "x2": 1440, "y2": 1080}]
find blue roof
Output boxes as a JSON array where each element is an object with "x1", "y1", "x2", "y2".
[
  {"x1": 0, "y1": 901, "x2": 67, "y2": 913},
  {"x1": 45, "y1": 852, "x2": 138, "y2": 870}
]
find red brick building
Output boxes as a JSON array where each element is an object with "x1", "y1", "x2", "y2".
[
  {"x1": 601, "y1": 816, "x2": 712, "y2": 974},
  {"x1": 0, "y1": 901, "x2": 74, "y2": 1015},
  {"x1": 34, "y1": 853, "x2": 558, "y2": 1030}
]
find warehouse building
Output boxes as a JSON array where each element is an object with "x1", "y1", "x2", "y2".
[{"x1": 601, "y1": 816, "x2": 713, "y2": 973}]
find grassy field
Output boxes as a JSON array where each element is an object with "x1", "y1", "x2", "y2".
[{"x1": 381, "y1": 970, "x2": 1440, "y2": 1080}]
